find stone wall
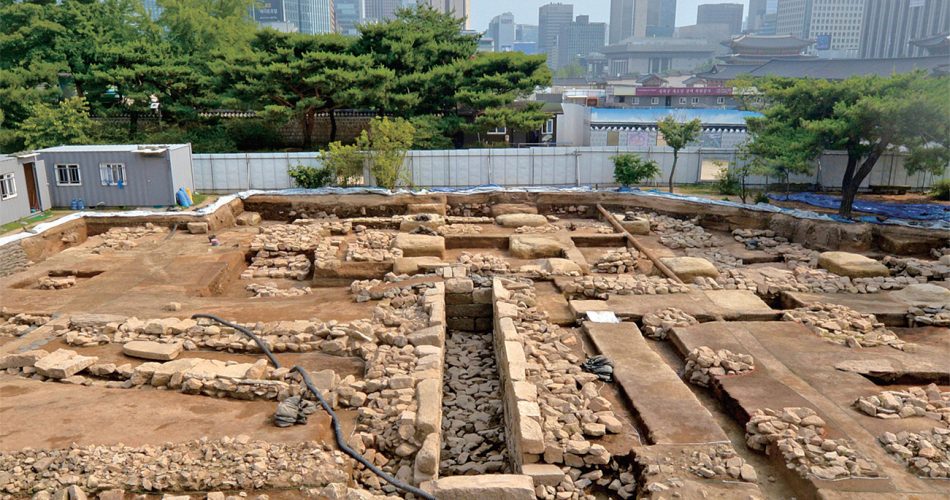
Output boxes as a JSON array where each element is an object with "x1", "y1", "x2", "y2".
[
  {"x1": 0, "y1": 241, "x2": 31, "y2": 278},
  {"x1": 444, "y1": 270, "x2": 493, "y2": 332},
  {"x1": 492, "y1": 277, "x2": 544, "y2": 471}
]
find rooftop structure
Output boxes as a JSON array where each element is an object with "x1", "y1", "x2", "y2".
[{"x1": 720, "y1": 34, "x2": 816, "y2": 64}]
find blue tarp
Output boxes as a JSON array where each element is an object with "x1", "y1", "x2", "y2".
[{"x1": 768, "y1": 193, "x2": 949, "y2": 222}]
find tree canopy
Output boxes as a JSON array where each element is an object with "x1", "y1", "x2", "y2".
[
  {"x1": 745, "y1": 72, "x2": 949, "y2": 216},
  {"x1": 657, "y1": 116, "x2": 702, "y2": 193}
]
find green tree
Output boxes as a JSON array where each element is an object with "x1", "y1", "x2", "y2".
[
  {"x1": 356, "y1": 6, "x2": 550, "y2": 146},
  {"x1": 359, "y1": 117, "x2": 415, "y2": 190},
  {"x1": 748, "y1": 73, "x2": 949, "y2": 217},
  {"x1": 612, "y1": 154, "x2": 660, "y2": 187},
  {"x1": 18, "y1": 96, "x2": 93, "y2": 149},
  {"x1": 321, "y1": 141, "x2": 364, "y2": 186},
  {"x1": 554, "y1": 62, "x2": 586, "y2": 79},
  {"x1": 288, "y1": 165, "x2": 335, "y2": 188},
  {"x1": 657, "y1": 116, "x2": 702, "y2": 193},
  {"x1": 219, "y1": 30, "x2": 391, "y2": 149}
]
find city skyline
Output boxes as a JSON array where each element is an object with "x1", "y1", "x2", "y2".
[{"x1": 471, "y1": 0, "x2": 751, "y2": 31}]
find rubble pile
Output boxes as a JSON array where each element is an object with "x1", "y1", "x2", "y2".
[
  {"x1": 250, "y1": 224, "x2": 326, "y2": 253},
  {"x1": 854, "y1": 384, "x2": 950, "y2": 423},
  {"x1": 515, "y1": 224, "x2": 560, "y2": 234},
  {"x1": 908, "y1": 305, "x2": 950, "y2": 327},
  {"x1": 879, "y1": 427, "x2": 950, "y2": 478},
  {"x1": 0, "y1": 437, "x2": 350, "y2": 496},
  {"x1": 628, "y1": 212, "x2": 718, "y2": 249},
  {"x1": 682, "y1": 346, "x2": 754, "y2": 387},
  {"x1": 313, "y1": 237, "x2": 344, "y2": 270},
  {"x1": 38, "y1": 275, "x2": 77, "y2": 290},
  {"x1": 562, "y1": 275, "x2": 691, "y2": 299},
  {"x1": 242, "y1": 252, "x2": 311, "y2": 280},
  {"x1": 732, "y1": 229, "x2": 819, "y2": 267},
  {"x1": 457, "y1": 252, "x2": 511, "y2": 274},
  {"x1": 641, "y1": 308, "x2": 698, "y2": 340},
  {"x1": 246, "y1": 283, "x2": 313, "y2": 298},
  {"x1": 883, "y1": 255, "x2": 950, "y2": 281},
  {"x1": 697, "y1": 266, "x2": 923, "y2": 297},
  {"x1": 289, "y1": 218, "x2": 353, "y2": 235},
  {"x1": 92, "y1": 224, "x2": 166, "y2": 252},
  {"x1": 437, "y1": 224, "x2": 483, "y2": 236},
  {"x1": 782, "y1": 303, "x2": 909, "y2": 350},
  {"x1": 447, "y1": 203, "x2": 491, "y2": 217},
  {"x1": 591, "y1": 248, "x2": 639, "y2": 274},
  {"x1": 346, "y1": 231, "x2": 402, "y2": 262},
  {"x1": 440, "y1": 329, "x2": 509, "y2": 475},
  {"x1": 549, "y1": 205, "x2": 593, "y2": 216},
  {"x1": 686, "y1": 248, "x2": 742, "y2": 269},
  {"x1": 746, "y1": 407, "x2": 880, "y2": 480},
  {"x1": 0, "y1": 313, "x2": 51, "y2": 338}
]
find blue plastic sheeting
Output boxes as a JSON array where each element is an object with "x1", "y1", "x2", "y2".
[{"x1": 769, "y1": 193, "x2": 949, "y2": 222}]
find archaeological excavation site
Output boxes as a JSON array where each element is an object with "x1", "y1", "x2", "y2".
[{"x1": 0, "y1": 191, "x2": 948, "y2": 500}]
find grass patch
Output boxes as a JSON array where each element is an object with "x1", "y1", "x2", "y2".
[{"x1": 0, "y1": 210, "x2": 64, "y2": 235}]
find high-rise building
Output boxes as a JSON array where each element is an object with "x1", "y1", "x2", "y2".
[
  {"x1": 776, "y1": 0, "x2": 866, "y2": 58},
  {"x1": 555, "y1": 15, "x2": 607, "y2": 69},
  {"x1": 609, "y1": 0, "x2": 644, "y2": 44},
  {"x1": 254, "y1": 0, "x2": 335, "y2": 34},
  {"x1": 747, "y1": 0, "x2": 767, "y2": 32},
  {"x1": 423, "y1": 0, "x2": 471, "y2": 29},
  {"x1": 516, "y1": 24, "x2": 539, "y2": 43},
  {"x1": 365, "y1": 0, "x2": 400, "y2": 22},
  {"x1": 697, "y1": 3, "x2": 744, "y2": 35},
  {"x1": 488, "y1": 12, "x2": 516, "y2": 52},
  {"x1": 335, "y1": 0, "x2": 363, "y2": 35},
  {"x1": 645, "y1": 0, "x2": 676, "y2": 37},
  {"x1": 859, "y1": 0, "x2": 950, "y2": 58},
  {"x1": 539, "y1": 2, "x2": 574, "y2": 66}
]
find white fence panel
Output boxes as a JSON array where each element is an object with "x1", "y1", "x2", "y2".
[{"x1": 193, "y1": 147, "x2": 945, "y2": 193}]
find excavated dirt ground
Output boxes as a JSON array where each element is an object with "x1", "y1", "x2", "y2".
[{"x1": 1, "y1": 199, "x2": 948, "y2": 500}]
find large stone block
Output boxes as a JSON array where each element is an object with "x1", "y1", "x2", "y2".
[
  {"x1": 818, "y1": 251, "x2": 889, "y2": 278},
  {"x1": 496, "y1": 214, "x2": 549, "y2": 228},
  {"x1": 122, "y1": 341, "x2": 183, "y2": 361},
  {"x1": 235, "y1": 212, "x2": 262, "y2": 226},
  {"x1": 408, "y1": 325, "x2": 444, "y2": 347},
  {"x1": 34, "y1": 349, "x2": 97, "y2": 379},
  {"x1": 0, "y1": 350, "x2": 48, "y2": 369},
  {"x1": 422, "y1": 475, "x2": 535, "y2": 500},
  {"x1": 621, "y1": 217, "x2": 650, "y2": 235},
  {"x1": 414, "y1": 433, "x2": 441, "y2": 476},
  {"x1": 509, "y1": 235, "x2": 565, "y2": 259},
  {"x1": 659, "y1": 256, "x2": 719, "y2": 282},
  {"x1": 150, "y1": 358, "x2": 202, "y2": 387},
  {"x1": 392, "y1": 233, "x2": 446, "y2": 258},
  {"x1": 521, "y1": 464, "x2": 564, "y2": 486},
  {"x1": 187, "y1": 222, "x2": 209, "y2": 234},
  {"x1": 891, "y1": 283, "x2": 950, "y2": 307},
  {"x1": 415, "y1": 378, "x2": 442, "y2": 440},
  {"x1": 491, "y1": 204, "x2": 538, "y2": 216},
  {"x1": 541, "y1": 258, "x2": 582, "y2": 275},
  {"x1": 393, "y1": 257, "x2": 446, "y2": 275}
]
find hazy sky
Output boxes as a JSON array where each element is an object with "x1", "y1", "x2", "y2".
[{"x1": 469, "y1": 0, "x2": 751, "y2": 32}]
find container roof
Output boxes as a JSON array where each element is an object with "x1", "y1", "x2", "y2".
[
  {"x1": 590, "y1": 108, "x2": 762, "y2": 126},
  {"x1": 35, "y1": 144, "x2": 189, "y2": 153}
]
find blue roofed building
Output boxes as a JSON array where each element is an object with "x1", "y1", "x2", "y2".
[{"x1": 561, "y1": 107, "x2": 762, "y2": 147}]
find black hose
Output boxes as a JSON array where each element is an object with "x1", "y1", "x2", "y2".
[{"x1": 191, "y1": 313, "x2": 436, "y2": 500}]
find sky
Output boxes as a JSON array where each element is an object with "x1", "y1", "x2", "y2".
[{"x1": 469, "y1": 0, "x2": 751, "y2": 32}]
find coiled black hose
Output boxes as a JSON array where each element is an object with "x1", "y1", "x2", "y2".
[{"x1": 191, "y1": 313, "x2": 436, "y2": 500}]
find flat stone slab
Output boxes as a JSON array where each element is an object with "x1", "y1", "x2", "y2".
[
  {"x1": 392, "y1": 233, "x2": 446, "y2": 258},
  {"x1": 122, "y1": 341, "x2": 183, "y2": 361},
  {"x1": 540, "y1": 258, "x2": 582, "y2": 275},
  {"x1": 235, "y1": 211, "x2": 261, "y2": 226},
  {"x1": 34, "y1": 349, "x2": 98, "y2": 379},
  {"x1": 818, "y1": 252, "x2": 889, "y2": 278},
  {"x1": 584, "y1": 322, "x2": 729, "y2": 444},
  {"x1": 620, "y1": 217, "x2": 650, "y2": 235},
  {"x1": 889, "y1": 283, "x2": 950, "y2": 307},
  {"x1": 491, "y1": 204, "x2": 538, "y2": 216},
  {"x1": 660, "y1": 256, "x2": 719, "y2": 282},
  {"x1": 407, "y1": 203, "x2": 446, "y2": 216},
  {"x1": 496, "y1": 213, "x2": 549, "y2": 228},
  {"x1": 509, "y1": 235, "x2": 566, "y2": 259},
  {"x1": 603, "y1": 290, "x2": 777, "y2": 322},
  {"x1": 423, "y1": 474, "x2": 535, "y2": 500},
  {"x1": 393, "y1": 257, "x2": 446, "y2": 275}
]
